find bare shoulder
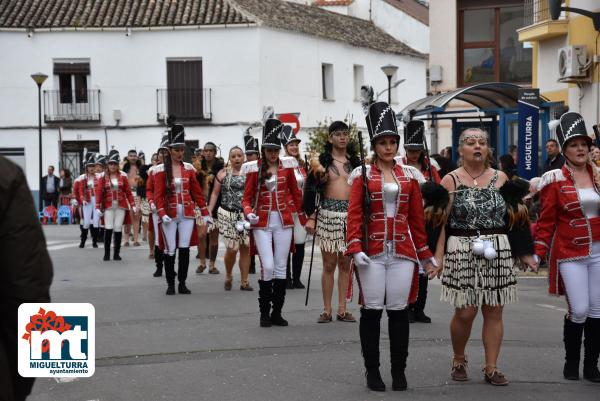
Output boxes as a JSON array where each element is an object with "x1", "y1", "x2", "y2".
[
  {"x1": 440, "y1": 171, "x2": 456, "y2": 191},
  {"x1": 495, "y1": 169, "x2": 509, "y2": 186}
]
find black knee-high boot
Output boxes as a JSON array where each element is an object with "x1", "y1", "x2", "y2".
[
  {"x1": 286, "y1": 255, "x2": 294, "y2": 289},
  {"x1": 360, "y1": 308, "x2": 385, "y2": 391},
  {"x1": 387, "y1": 309, "x2": 409, "y2": 391},
  {"x1": 271, "y1": 279, "x2": 289, "y2": 326},
  {"x1": 258, "y1": 280, "x2": 273, "y2": 327},
  {"x1": 583, "y1": 317, "x2": 600, "y2": 382},
  {"x1": 90, "y1": 227, "x2": 98, "y2": 248},
  {"x1": 564, "y1": 317, "x2": 584, "y2": 380},
  {"x1": 292, "y1": 244, "x2": 305, "y2": 289},
  {"x1": 103, "y1": 229, "x2": 113, "y2": 261},
  {"x1": 79, "y1": 228, "x2": 88, "y2": 248},
  {"x1": 153, "y1": 245, "x2": 163, "y2": 277},
  {"x1": 413, "y1": 274, "x2": 431, "y2": 323},
  {"x1": 178, "y1": 247, "x2": 191, "y2": 294},
  {"x1": 113, "y1": 232, "x2": 122, "y2": 261},
  {"x1": 164, "y1": 254, "x2": 176, "y2": 295}
]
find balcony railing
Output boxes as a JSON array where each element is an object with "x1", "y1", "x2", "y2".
[
  {"x1": 156, "y1": 88, "x2": 212, "y2": 122},
  {"x1": 523, "y1": 0, "x2": 569, "y2": 26},
  {"x1": 43, "y1": 89, "x2": 101, "y2": 123}
]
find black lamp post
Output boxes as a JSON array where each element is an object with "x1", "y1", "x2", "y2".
[
  {"x1": 31, "y1": 72, "x2": 48, "y2": 211},
  {"x1": 381, "y1": 64, "x2": 399, "y2": 104}
]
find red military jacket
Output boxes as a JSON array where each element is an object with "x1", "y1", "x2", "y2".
[
  {"x1": 395, "y1": 156, "x2": 441, "y2": 184},
  {"x1": 145, "y1": 164, "x2": 159, "y2": 211},
  {"x1": 241, "y1": 157, "x2": 307, "y2": 229},
  {"x1": 535, "y1": 164, "x2": 600, "y2": 295},
  {"x1": 153, "y1": 162, "x2": 209, "y2": 219},
  {"x1": 345, "y1": 163, "x2": 433, "y2": 262},
  {"x1": 284, "y1": 157, "x2": 307, "y2": 212},
  {"x1": 95, "y1": 171, "x2": 135, "y2": 210},
  {"x1": 75, "y1": 173, "x2": 100, "y2": 203},
  {"x1": 72, "y1": 175, "x2": 83, "y2": 205}
]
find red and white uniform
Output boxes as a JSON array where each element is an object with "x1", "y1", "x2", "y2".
[
  {"x1": 95, "y1": 171, "x2": 135, "y2": 211},
  {"x1": 145, "y1": 164, "x2": 159, "y2": 244},
  {"x1": 77, "y1": 172, "x2": 101, "y2": 228},
  {"x1": 284, "y1": 157, "x2": 308, "y2": 244},
  {"x1": 153, "y1": 162, "x2": 209, "y2": 220},
  {"x1": 395, "y1": 156, "x2": 441, "y2": 184},
  {"x1": 242, "y1": 158, "x2": 307, "y2": 229},
  {"x1": 345, "y1": 164, "x2": 433, "y2": 306},
  {"x1": 535, "y1": 165, "x2": 600, "y2": 296}
]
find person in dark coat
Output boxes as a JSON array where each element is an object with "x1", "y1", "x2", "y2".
[
  {"x1": 0, "y1": 156, "x2": 53, "y2": 401},
  {"x1": 40, "y1": 165, "x2": 60, "y2": 209}
]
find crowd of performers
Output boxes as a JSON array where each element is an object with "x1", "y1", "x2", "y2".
[{"x1": 70, "y1": 101, "x2": 600, "y2": 391}]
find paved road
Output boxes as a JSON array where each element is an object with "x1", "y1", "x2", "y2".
[{"x1": 28, "y1": 225, "x2": 599, "y2": 400}]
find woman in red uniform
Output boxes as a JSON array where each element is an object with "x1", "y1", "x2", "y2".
[
  {"x1": 154, "y1": 125, "x2": 211, "y2": 295},
  {"x1": 535, "y1": 112, "x2": 600, "y2": 382},
  {"x1": 281, "y1": 125, "x2": 308, "y2": 289},
  {"x1": 76, "y1": 152, "x2": 102, "y2": 248},
  {"x1": 242, "y1": 118, "x2": 306, "y2": 328},
  {"x1": 95, "y1": 149, "x2": 135, "y2": 261},
  {"x1": 346, "y1": 101, "x2": 436, "y2": 392}
]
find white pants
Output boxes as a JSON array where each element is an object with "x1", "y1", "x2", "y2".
[
  {"x1": 161, "y1": 208, "x2": 195, "y2": 256},
  {"x1": 104, "y1": 208, "x2": 126, "y2": 232},
  {"x1": 292, "y1": 213, "x2": 307, "y2": 244},
  {"x1": 82, "y1": 197, "x2": 100, "y2": 229},
  {"x1": 152, "y1": 212, "x2": 160, "y2": 246},
  {"x1": 559, "y1": 241, "x2": 600, "y2": 323},
  {"x1": 357, "y1": 243, "x2": 415, "y2": 310},
  {"x1": 253, "y1": 212, "x2": 293, "y2": 281}
]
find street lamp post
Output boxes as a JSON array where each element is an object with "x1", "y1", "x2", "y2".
[
  {"x1": 381, "y1": 64, "x2": 399, "y2": 105},
  {"x1": 31, "y1": 72, "x2": 48, "y2": 211}
]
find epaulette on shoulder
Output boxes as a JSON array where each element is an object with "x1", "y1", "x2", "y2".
[
  {"x1": 241, "y1": 160, "x2": 259, "y2": 175},
  {"x1": 77, "y1": 174, "x2": 86, "y2": 181},
  {"x1": 280, "y1": 156, "x2": 299, "y2": 169},
  {"x1": 400, "y1": 165, "x2": 426, "y2": 184},
  {"x1": 183, "y1": 162, "x2": 196, "y2": 172},
  {"x1": 538, "y1": 168, "x2": 566, "y2": 191},
  {"x1": 394, "y1": 155, "x2": 403, "y2": 165},
  {"x1": 119, "y1": 171, "x2": 128, "y2": 177},
  {"x1": 430, "y1": 158, "x2": 441, "y2": 170},
  {"x1": 153, "y1": 164, "x2": 165, "y2": 173},
  {"x1": 348, "y1": 165, "x2": 371, "y2": 185}
]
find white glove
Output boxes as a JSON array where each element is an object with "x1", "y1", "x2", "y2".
[
  {"x1": 162, "y1": 215, "x2": 172, "y2": 225},
  {"x1": 247, "y1": 213, "x2": 259, "y2": 225},
  {"x1": 132, "y1": 206, "x2": 138, "y2": 214},
  {"x1": 150, "y1": 203, "x2": 156, "y2": 213},
  {"x1": 95, "y1": 209, "x2": 103, "y2": 217},
  {"x1": 203, "y1": 216, "x2": 214, "y2": 226},
  {"x1": 353, "y1": 252, "x2": 371, "y2": 268},
  {"x1": 71, "y1": 199, "x2": 79, "y2": 207}
]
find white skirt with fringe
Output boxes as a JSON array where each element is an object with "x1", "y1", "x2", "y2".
[
  {"x1": 440, "y1": 233, "x2": 519, "y2": 308},
  {"x1": 217, "y1": 207, "x2": 248, "y2": 250},
  {"x1": 316, "y1": 208, "x2": 347, "y2": 253}
]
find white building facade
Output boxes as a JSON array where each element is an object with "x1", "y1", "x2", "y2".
[{"x1": 0, "y1": 0, "x2": 427, "y2": 204}]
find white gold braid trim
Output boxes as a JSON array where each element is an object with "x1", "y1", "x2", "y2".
[
  {"x1": 538, "y1": 169, "x2": 566, "y2": 191},
  {"x1": 348, "y1": 165, "x2": 371, "y2": 185},
  {"x1": 374, "y1": 105, "x2": 393, "y2": 135},
  {"x1": 172, "y1": 131, "x2": 184, "y2": 144},
  {"x1": 241, "y1": 160, "x2": 259, "y2": 175},
  {"x1": 534, "y1": 240, "x2": 550, "y2": 250},
  {"x1": 280, "y1": 156, "x2": 299, "y2": 169},
  {"x1": 565, "y1": 117, "x2": 585, "y2": 139},
  {"x1": 406, "y1": 125, "x2": 423, "y2": 145},
  {"x1": 400, "y1": 165, "x2": 426, "y2": 184}
]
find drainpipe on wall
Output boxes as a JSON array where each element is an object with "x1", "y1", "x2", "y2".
[{"x1": 104, "y1": 128, "x2": 109, "y2": 154}]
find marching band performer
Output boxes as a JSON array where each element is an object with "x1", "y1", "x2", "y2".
[
  {"x1": 208, "y1": 146, "x2": 253, "y2": 291},
  {"x1": 435, "y1": 127, "x2": 537, "y2": 386},
  {"x1": 76, "y1": 153, "x2": 102, "y2": 248},
  {"x1": 281, "y1": 125, "x2": 308, "y2": 289},
  {"x1": 244, "y1": 130, "x2": 260, "y2": 275},
  {"x1": 154, "y1": 125, "x2": 211, "y2": 295},
  {"x1": 95, "y1": 149, "x2": 136, "y2": 261},
  {"x1": 242, "y1": 118, "x2": 307, "y2": 327},
  {"x1": 535, "y1": 112, "x2": 600, "y2": 383},
  {"x1": 146, "y1": 134, "x2": 170, "y2": 277},
  {"x1": 346, "y1": 101, "x2": 435, "y2": 392}
]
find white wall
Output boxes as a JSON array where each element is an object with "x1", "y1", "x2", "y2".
[
  {"x1": 0, "y1": 28, "x2": 262, "y2": 127},
  {"x1": 371, "y1": 0, "x2": 429, "y2": 54},
  {"x1": 429, "y1": 0, "x2": 457, "y2": 91},
  {"x1": 537, "y1": 36, "x2": 568, "y2": 93},
  {"x1": 258, "y1": 28, "x2": 427, "y2": 131}
]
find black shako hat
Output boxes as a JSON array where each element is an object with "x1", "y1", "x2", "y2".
[
  {"x1": 95, "y1": 154, "x2": 106, "y2": 166},
  {"x1": 84, "y1": 152, "x2": 96, "y2": 166},
  {"x1": 365, "y1": 101, "x2": 399, "y2": 143},
  {"x1": 404, "y1": 120, "x2": 425, "y2": 150},
  {"x1": 107, "y1": 149, "x2": 120, "y2": 164},
  {"x1": 244, "y1": 131, "x2": 259, "y2": 154},
  {"x1": 280, "y1": 125, "x2": 301, "y2": 146},
  {"x1": 557, "y1": 111, "x2": 591, "y2": 150},
  {"x1": 158, "y1": 134, "x2": 169, "y2": 151},
  {"x1": 168, "y1": 124, "x2": 186, "y2": 147},
  {"x1": 262, "y1": 118, "x2": 283, "y2": 149}
]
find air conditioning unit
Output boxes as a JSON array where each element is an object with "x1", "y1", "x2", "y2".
[{"x1": 558, "y1": 45, "x2": 588, "y2": 80}]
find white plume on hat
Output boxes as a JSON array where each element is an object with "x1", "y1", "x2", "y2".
[{"x1": 262, "y1": 106, "x2": 275, "y2": 124}]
